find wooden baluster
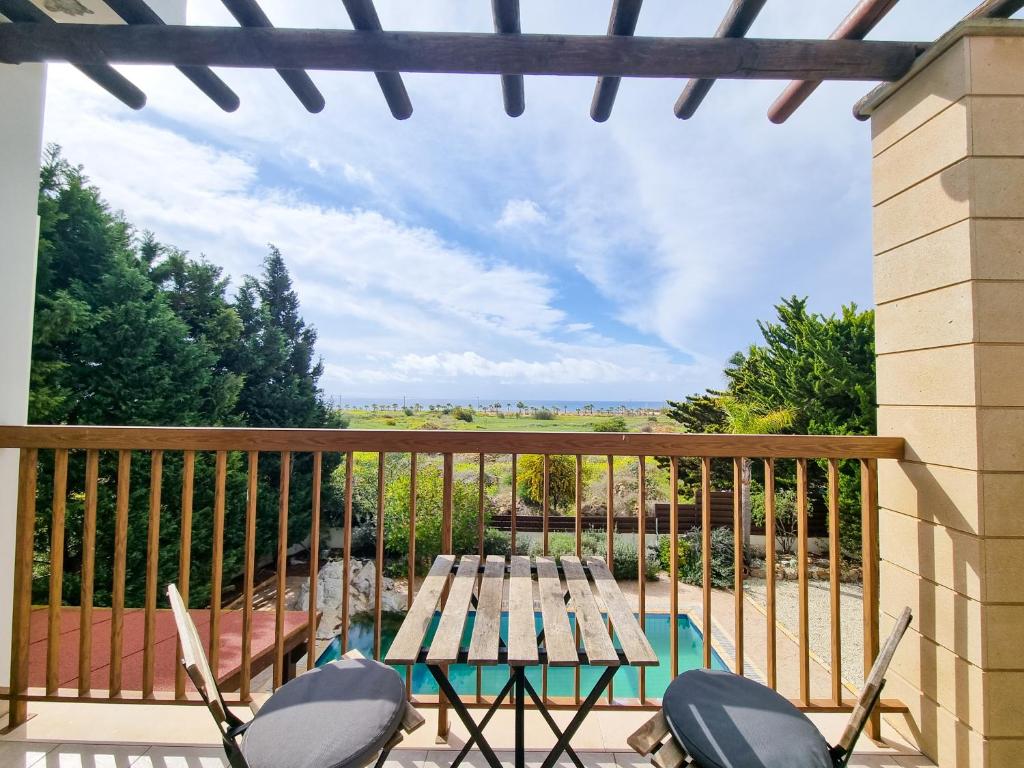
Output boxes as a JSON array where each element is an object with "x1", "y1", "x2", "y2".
[
  {"x1": 407, "y1": 452, "x2": 417, "y2": 697},
  {"x1": 606, "y1": 454, "x2": 614, "y2": 704},
  {"x1": 861, "y1": 457, "x2": 881, "y2": 739},
  {"x1": 733, "y1": 457, "x2": 744, "y2": 676},
  {"x1": 78, "y1": 449, "x2": 99, "y2": 696},
  {"x1": 638, "y1": 455, "x2": 647, "y2": 703},
  {"x1": 797, "y1": 457, "x2": 810, "y2": 705},
  {"x1": 701, "y1": 457, "x2": 712, "y2": 669},
  {"x1": 477, "y1": 452, "x2": 485, "y2": 703},
  {"x1": 143, "y1": 450, "x2": 163, "y2": 699},
  {"x1": 374, "y1": 452, "x2": 386, "y2": 660},
  {"x1": 307, "y1": 451, "x2": 322, "y2": 672},
  {"x1": 574, "y1": 453, "x2": 583, "y2": 705},
  {"x1": 438, "y1": 452, "x2": 454, "y2": 740},
  {"x1": 109, "y1": 450, "x2": 131, "y2": 697},
  {"x1": 274, "y1": 451, "x2": 290, "y2": 689},
  {"x1": 828, "y1": 458, "x2": 843, "y2": 705},
  {"x1": 669, "y1": 457, "x2": 679, "y2": 680},
  {"x1": 542, "y1": 453, "x2": 550, "y2": 701},
  {"x1": 46, "y1": 448, "x2": 68, "y2": 696},
  {"x1": 510, "y1": 453, "x2": 518, "y2": 555},
  {"x1": 240, "y1": 451, "x2": 258, "y2": 701},
  {"x1": 8, "y1": 448, "x2": 38, "y2": 728},
  {"x1": 210, "y1": 450, "x2": 227, "y2": 677},
  {"x1": 176, "y1": 450, "x2": 195, "y2": 699},
  {"x1": 764, "y1": 458, "x2": 777, "y2": 689},
  {"x1": 340, "y1": 451, "x2": 353, "y2": 653}
]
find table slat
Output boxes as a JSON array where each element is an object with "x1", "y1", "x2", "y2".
[
  {"x1": 426, "y1": 555, "x2": 480, "y2": 664},
  {"x1": 507, "y1": 555, "x2": 539, "y2": 666},
  {"x1": 468, "y1": 555, "x2": 505, "y2": 665},
  {"x1": 384, "y1": 555, "x2": 455, "y2": 665},
  {"x1": 586, "y1": 556, "x2": 658, "y2": 666},
  {"x1": 560, "y1": 556, "x2": 619, "y2": 665},
  {"x1": 535, "y1": 557, "x2": 578, "y2": 666}
]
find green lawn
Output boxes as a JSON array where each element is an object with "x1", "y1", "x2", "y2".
[{"x1": 338, "y1": 409, "x2": 681, "y2": 433}]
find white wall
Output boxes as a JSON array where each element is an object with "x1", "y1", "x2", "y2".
[{"x1": 0, "y1": 62, "x2": 47, "y2": 691}]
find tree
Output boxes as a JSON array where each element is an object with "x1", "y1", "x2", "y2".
[
  {"x1": 661, "y1": 393, "x2": 732, "y2": 493},
  {"x1": 518, "y1": 454, "x2": 576, "y2": 511}
]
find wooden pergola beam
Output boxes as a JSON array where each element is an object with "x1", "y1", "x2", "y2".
[
  {"x1": 590, "y1": 0, "x2": 644, "y2": 122},
  {"x1": 492, "y1": 0, "x2": 524, "y2": 117},
  {"x1": 768, "y1": 0, "x2": 902, "y2": 124},
  {"x1": 0, "y1": 26, "x2": 927, "y2": 83},
  {"x1": 220, "y1": 0, "x2": 325, "y2": 113},
  {"x1": 104, "y1": 0, "x2": 239, "y2": 112},
  {"x1": 0, "y1": 0, "x2": 146, "y2": 109},
  {"x1": 340, "y1": 0, "x2": 412, "y2": 120},
  {"x1": 675, "y1": 0, "x2": 767, "y2": 120}
]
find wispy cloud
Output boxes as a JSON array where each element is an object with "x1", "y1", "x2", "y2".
[{"x1": 497, "y1": 198, "x2": 547, "y2": 229}]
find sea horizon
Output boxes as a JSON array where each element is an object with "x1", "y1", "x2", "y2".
[{"x1": 333, "y1": 397, "x2": 668, "y2": 411}]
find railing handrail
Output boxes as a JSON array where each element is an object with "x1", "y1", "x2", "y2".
[{"x1": 0, "y1": 425, "x2": 905, "y2": 458}]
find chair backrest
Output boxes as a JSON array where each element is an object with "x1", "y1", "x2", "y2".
[
  {"x1": 167, "y1": 583, "x2": 231, "y2": 730},
  {"x1": 835, "y1": 606, "x2": 913, "y2": 757}
]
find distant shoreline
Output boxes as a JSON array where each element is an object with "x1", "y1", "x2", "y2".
[{"x1": 332, "y1": 397, "x2": 668, "y2": 412}]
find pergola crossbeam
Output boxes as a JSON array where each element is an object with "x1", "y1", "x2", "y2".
[
  {"x1": 0, "y1": 25, "x2": 927, "y2": 83},
  {"x1": 0, "y1": 0, "x2": 146, "y2": 109},
  {"x1": 768, "y1": 0, "x2": 902, "y2": 124},
  {"x1": 340, "y1": 0, "x2": 412, "y2": 120},
  {"x1": 492, "y1": 0, "x2": 524, "y2": 117},
  {"x1": 590, "y1": 0, "x2": 643, "y2": 122},
  {"x1": 674, "y1": 0, "x2": 767, "y2": 120},
  {"x1": 221, "y1": 0, "x2": 325, "y2": 113},
  {"x1": 105, "y1": 0, "x2": 239, "y2": 112}
]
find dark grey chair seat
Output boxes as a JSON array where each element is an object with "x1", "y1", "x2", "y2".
[
  {"x1": 663, "y1": 669, "x2": 834, "y2": 768},
  {"x1": 242, "y1": 658, "x2": 406, "y2": 768}
]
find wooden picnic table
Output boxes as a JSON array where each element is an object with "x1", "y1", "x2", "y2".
[
  {"x1": 29, "y1": 606, "x2": 314, "y2": 694},
  {"x1": 385, "y1": 554, "x2": 656, "y2": 768}
]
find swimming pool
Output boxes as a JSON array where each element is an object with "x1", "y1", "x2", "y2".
[{"x1": 321, "y1": 611, "x2": 728, "y2": 699}]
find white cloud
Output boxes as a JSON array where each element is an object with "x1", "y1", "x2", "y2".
[{"x1": 497, "y1": 198, "x2": 547, "y2": 229}]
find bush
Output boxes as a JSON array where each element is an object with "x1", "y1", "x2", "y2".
[
  {"x1": 659, "y1": 527, "x2": 735, "y2": 588},
  {"x1": 611, "y1": 538, "x2": 659, "y2": 581},
  {"x1": 532, "y1": 408, "x2": 555, "y2": 420},
  {"x1": 517, "y1": 454, "x2": 576, "y2": 510},
  {"x1": 403, "y1": 407, "x2": 414, "y2": 416},
  {"x1": 482, "y1": 527, "x2": 530, "y2": 556},
  {"x1": 451, "y1": 406, "x2": 474, "y2": 422},
  {"x1": 751, "y1": 488, "x2": 801, "y2": 555},
  {"x1": 526, "y1": 532, "x2": 656, "y2": 580},
  {"x1": 593, "y1": 416, "x2": 627, "y2": 433},
  {"x1": 348, "y1": 525, "x2": 378, "y2": 558}
]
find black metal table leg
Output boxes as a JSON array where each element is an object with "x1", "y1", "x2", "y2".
[
  {"x1": 538, "y1": 665, "x2": 619, "y2": 768},
  {"x1": 427, "y1": 665, "x2": 505, "y2": 768},
  {"x1": 449, "y1": 674, "x2": 517, "y2": 768},
  {"x1": 515, "y1": 667, "x2": 525, "y2": 768},
  {"x1": 520, "y1": 675, "x2": 585, "y2": 768}
]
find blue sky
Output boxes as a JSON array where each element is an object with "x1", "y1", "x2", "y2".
[{"x1": 39, "y1": 0, "x2": 1007, "y2": 403}]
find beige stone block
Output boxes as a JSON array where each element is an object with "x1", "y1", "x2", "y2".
[
  {"x1": 984, "y1": 537, "x2": 1024, "y2": 603},
  {"x1": 974, "y1": 281, "x2": 1024, "y2": 343},
  {"x1": 879, "y1": 509, "x2": 984, "y2": 599},
  {"x1": 874, "y1": 220, "x2": 973, "y2": 304},
  {"x1": 878, "y1": 406, "x2": 980, "y2": 471},
  {"x1": 984, "y1": 671, "x2": 1024, "y2": 737},
  {"x1": 970, "y1": 34, "x2": 1024, "y2": 95},
  {"x1": 971, "y1": 158, "x2": 1024, "y2": 218},
  {"x1": 971, "y1": 96, "x2": 1024, "y2": 156},
  {"x1": 877, "y1": 346, "x2": 977, "y2": 408},
  {"x1": 872, "y1": 39, "x2": 969, "y2": 155},
  {"x1": 878, "y1": 459, "x2": 982, "y2": 536},
  {"x1": 985, "y1": 605, "x2": 1024, "y2": 670},
  {"x1": 973, "y1": 219, "x2": 1024, "y2": 281},
  {"x1": 976, "y1": 346, "x2": 1024, "y2": 407},
  {"x1": 981, "y1": 472, "x2": 1024, "y2": 537},
  {"x1": 873, "y1": 100, "x2": 969, "y2": 205},
  {"x1": 989, "y1": 738, "x2": 1024, "y2": 768},
  {"x1": 979, "y1": 409, "x2": 1024, "y2": 472},
  {"x1": 873, "y1": 160, "x2": 971, "y2": 254},
  {"x1": 875, "y1": 284, "x2": 975, "y2": 354},
  {"x1": 881, "y1": 561, "x2": 984, "y2": 666}
]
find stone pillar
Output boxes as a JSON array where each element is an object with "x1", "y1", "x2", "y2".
[
  {"x1": 0, "y1": 61, "x2": 46, "y2": 701},
  {"x1": 867, "y1": 20, "x2": 1024, "y2": 768}
]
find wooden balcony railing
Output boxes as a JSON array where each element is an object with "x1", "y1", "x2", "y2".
[{"x1": 1, "y1": 426, "x2": 905, "y2": 735}]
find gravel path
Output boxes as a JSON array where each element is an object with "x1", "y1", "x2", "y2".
[{"x1": 745, "y1": 578, "x2": 865, "y2": 687}]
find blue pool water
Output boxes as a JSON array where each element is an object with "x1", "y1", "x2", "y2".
[{"x1": 322, "y1": 612, "x2": 727, "y2": 698}]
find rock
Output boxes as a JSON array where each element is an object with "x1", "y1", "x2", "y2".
[{"x1": 297, "y1": 558, "x2": 408, "y2": 638}]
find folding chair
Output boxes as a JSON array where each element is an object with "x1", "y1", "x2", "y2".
[
  {"x1": 167, "y1": 583, "x2": 425, "y2": 768},
  {"x1": 628, "y1": 607, "x2": 913, "y2": 768}
]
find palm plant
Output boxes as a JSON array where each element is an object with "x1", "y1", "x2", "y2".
[{"x1": 717, "y1": 397, "x2": 796, "y2": 557}]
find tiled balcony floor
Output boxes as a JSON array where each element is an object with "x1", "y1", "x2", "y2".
[{"x1": 1, "y1": 701, "x2": 935, "y2": 768}]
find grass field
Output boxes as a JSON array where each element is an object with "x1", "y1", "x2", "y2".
[{"x1": 338, "y1": 408, "x2": 682, "y2": 433}]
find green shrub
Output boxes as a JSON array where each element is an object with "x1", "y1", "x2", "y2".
[
  {"x1": 451, "y1": 406, "x2": 474, "y2": 422},
  {"x1": 517, "y1": 454, "x2": 576, "y2": 510},
  {"x1": 532, "y1": 408, "x2": 555, "y2": 420},
  {"x1": 348, "y1": 525, "x2": 378, "y2": 558},
  {"x1": 482, "y1": 527, "x2": 530, "y2": 556},
  {"x1": 403, "y1": 407, "x2": 414, "y2": 416},
  {"x1": 611, "y1": 538, "x2": 659, "y2": 581},
  {"x1": 593, "y1": 416, "x2": 627, "y2": 432},
  {"x1": 525, "y1": 532, "x2": 655, "y2": 580},
  {"x1": 751, "y1": 487, "x2": 801, "y2": 555},
  {"x1": 659, "y1": 527, "x2": 735, "y2": 588}
]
